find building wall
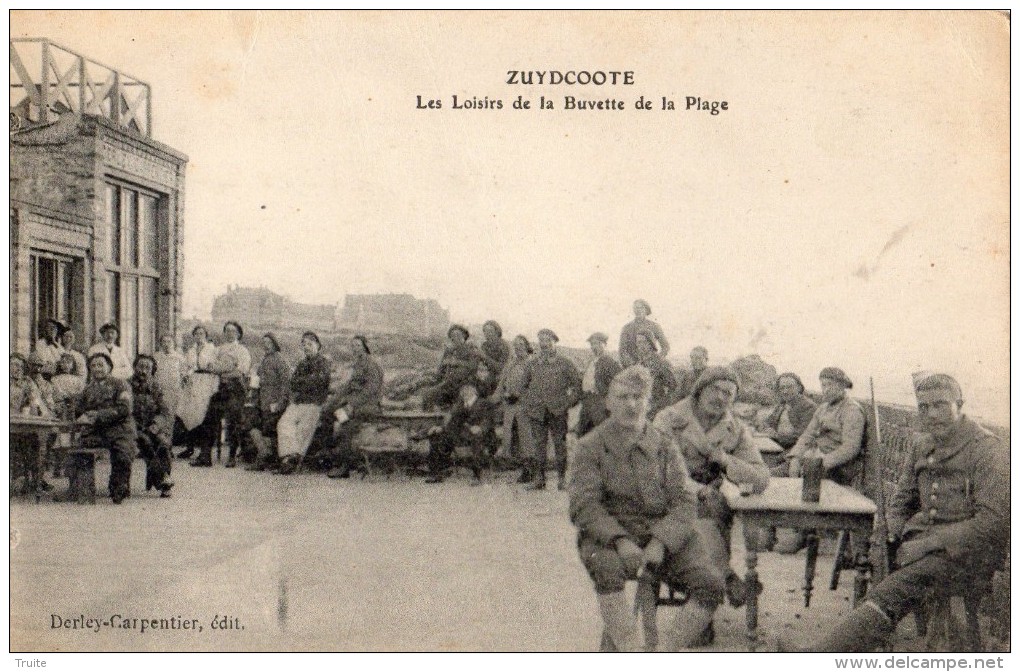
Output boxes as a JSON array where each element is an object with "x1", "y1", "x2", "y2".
[
  {"x1": 338, "y1": 293, "x2": 450, "y2": 336},
  {"x1": 10, "y1": 113, "x2": 187, "y2": 356}
]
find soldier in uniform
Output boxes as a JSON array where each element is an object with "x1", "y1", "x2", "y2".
[
  {"x1": 652, "y1": 366, "x2": 770, "y2": 617},
  {"x1": 780, "y1": 373, "x2": 1009, "y2": 652},
  {"x1": 424, "y1": 382, "x2": 499, "y2": 485},
  {"x1": 76, "y1": 352, "x2": 136, "y2": 504},
  {"x1": 130, "y1": 354, "x2": 175, "y2": 498},
  {"x1": 575, "y1": 332, "x2": 621, "y2": 438},
  {"x1": 570, "y1": 366, "x2": 725, "y2": 652}
]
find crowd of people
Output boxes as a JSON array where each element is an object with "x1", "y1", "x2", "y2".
[{"x1": 9, "y1": 299, "x2": 1008, "y2": 654}]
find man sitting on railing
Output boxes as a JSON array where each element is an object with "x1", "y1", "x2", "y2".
[{"x1": 780, "y1": 373, "x2": 1009, "y2": 652}]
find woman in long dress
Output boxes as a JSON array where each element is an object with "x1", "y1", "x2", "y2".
[
  {"x1": 176, "y1": 325, "x2": 219, "y2": 459},
  {"x1": 153, "y1": 334, "x2": 186, "y2": 420}
]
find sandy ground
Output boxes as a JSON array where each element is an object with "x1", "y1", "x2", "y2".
[{"x1": 8, "y1": 457, "x2": 978, "y2": 653}]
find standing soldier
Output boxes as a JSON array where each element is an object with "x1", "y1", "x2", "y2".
[
  {"x1": 130, "y1": 355, "x2": 175, "y2": 498},
  {"x1": 521, "y1": 328, "x2": 582, "y2": 491},
  {"x1": 575, "y1": 332, "x2": 621, "y2": 437}
]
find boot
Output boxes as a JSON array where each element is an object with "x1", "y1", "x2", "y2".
[
  {"x1": 556, "y1": 465, "x2": 567, "y2": 491},
  {"x1": 190, "y1": 447, "x2": 213, "y2": 467},
  {"x1": 660, "y1": 602, "x2": 714, "y2": 652},
  {"x1": 597, "y1": 591, "x2": 643, "y2": 652},
  {"x1": 516, "y1": 466, "x2": 533, "y2": 484},
  {"x1": 778, "y1": 602, "x2": 894, "y2": 652},
  {"x1": 527, "y1": 468, "x2": 546, "y2": 491}
]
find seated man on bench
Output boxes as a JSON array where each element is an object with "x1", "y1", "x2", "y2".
[
  {"x1": 324, "y1": 336, "x2": 385, "y2": 479},
  {"x1": 76, "y1": 353, "x2": 136, "y2": 504},
  {"x1": 570, "y1": 366, "x2": 725, "y2": 652},
  {"x1": 130, "y1": 354, "x2": 175, "y2": 498},
  {"x1": 424, "y1": 382, "x2": 498, "y2": 485}
]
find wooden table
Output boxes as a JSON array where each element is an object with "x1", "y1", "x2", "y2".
[
  {"x1": 9, "y1": 415, "x2": 66, "y2": 503},
  {"x1": 721, "y1": 477, "x2": 877, "y2": 651}
]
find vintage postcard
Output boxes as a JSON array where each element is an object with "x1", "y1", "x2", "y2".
[{"x1": 7, "y1": 10, "x2": 1010, "y2": 658}]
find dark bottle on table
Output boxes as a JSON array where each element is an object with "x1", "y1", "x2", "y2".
[{"x1": 800, "y1": 447, "x2": 824, "y2": 503}]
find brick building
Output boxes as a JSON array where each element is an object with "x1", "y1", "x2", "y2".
[{"x1": 9, "y1": 39, "x2": 187, "y2": 358}]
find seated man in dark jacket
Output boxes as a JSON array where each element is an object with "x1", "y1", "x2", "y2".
[
  {"x1": 130, "y1": 355, "x2": 174, "y2": 498},
  {"x1": 421, "y1": 325, "x2": 481, "y2": 411},
  {"x1": 570, "y1": 366, "x2": 725, "y2": 652},
  {"x1": 756, "y1": 372, "x2": 818, "y2": 455},
  {"x1": 325, "y1": 336, "x2": 385, "y2": 479},
  {"x1": 424, "y1": 382, "x2": 499, "y2": 485},
  {"x1": 76, "y1": 353, "x2": 136, "y2": 504}
]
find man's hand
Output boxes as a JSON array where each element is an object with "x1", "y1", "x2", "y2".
[
  {"x1": 269, "y1": 402, "x2": 279, "y2": 413},
  {"x1": 615, "y1": 538, "x2": 644, "y2": 577},
  {"x1": 895, "y1": 537, "x2": 938, "y2": 568},
  {"x1": 642, "y1": 538, "x2": 666, "y2": 570}
]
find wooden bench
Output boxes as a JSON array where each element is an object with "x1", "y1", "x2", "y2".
[
  {"x1": 354, "y1": 411, "x2": 446, "y2": 479},
  {"x1": 64, "y1": 448, "x2": 105, "y2": 504}
]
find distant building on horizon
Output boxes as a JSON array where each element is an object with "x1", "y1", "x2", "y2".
[
  {"x1": 337, "y1": 293, "x2": 449, "y2": 337},
  {"x1": 211, "y1": 285, "x2": 335, "y2": 333}
]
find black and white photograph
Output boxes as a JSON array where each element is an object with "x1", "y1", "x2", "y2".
[{"x1": 7, "y1": 9, "x2": 1011, "y2": 660}]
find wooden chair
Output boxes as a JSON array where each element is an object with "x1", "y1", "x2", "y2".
[{"x1": 598, "y1": 580, "x2": 692, "y2": 652}]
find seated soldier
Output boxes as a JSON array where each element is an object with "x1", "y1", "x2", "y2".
[
  {"x1": 652, "y1": 366, "x2": 770, "y2": 618},
  {"x1": 570, "y1": 366, "x2": 725, "y2": 652},
  {"x1": 129, "y1": 355, "x2": 174, "y2": 498},
  {"x1": 420, "y1": 325, "x2": 482, "y2": 411},
  {"x1": 325, "y1": 336, "x2": 384, "y2": 479},
  {"x1": 756, "y1": 372, "x2": 818, "y2": 456},
  {"x1": 424, "y1": 382, "x2": 498, "y2": 485},
  {"x1": 777, "y1": 366, "x2": 866, "y2": 554},
  {"x1": 780, "y1": 373, "x2": 1008, "y2": 652},
  {"x1": 76, "y1": 353, "x2": 136, "y2": 504}
]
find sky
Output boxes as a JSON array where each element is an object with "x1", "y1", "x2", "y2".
[{"x1": 9, "y1": 11, "x2": 1010, "y2": 422}]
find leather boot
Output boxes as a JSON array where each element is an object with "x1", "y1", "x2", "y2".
[
  {"x1": 516, "y1": 466, "x2": 532, "y2": 483},
  {"x1": 556, "y1": 465, "x2": 567, "y2": 491},
  {"x1": 598, "y1": 591, "x2": 643, "y2": 652},
  {"x1": 660, "y1": 602, "x2": 714, "y2": 652},
  {"x1": 778, "y1": 602, "x2": 894, "y2": 652}
]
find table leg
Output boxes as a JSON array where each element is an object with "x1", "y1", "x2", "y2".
[
  {"x1": 804, "y1": 530, "x2": 819, "y2": 607},
  {"x1": 745, "y1": 524, "x2": 760, "y2": 652},
  {"x1": 853, "y1": 533, "x2": 871, "y2": 607},
  {"x1": 34, "y1": 429, "x2": 46, "y2": 504}
]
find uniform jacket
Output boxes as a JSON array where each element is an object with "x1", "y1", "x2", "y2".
[
  {"x1": 521, "y1": 351, "x2": 582, "y2": 419},
  {"x1": 569, "y1": 421, "x2": 697, "y2": 553},
  {"x1": 257, "y1": 351, "x2": 292, "y2": 413},
  {"x1": 437, "y1": 343, "x2": 481, "y2": 383},
  {"x1": 445, "y1": 396, "x2": 499, "y2": 443},
  {"x1": 290, "y1": 353, "x2": 332, "y2": 405},
  {"x1": 77, "y1": 376, "x2": 136, "y2": 448},
  {"x1": 652, "y1": 397, "x2": 769, "y2": 493},
  {"x1": 130, "y1": 375, "x2": 172, "y2": 442},
  {"x1": 790, "y1": 395, "x2": 866, "y2": 471},
  {"x1": 618, "y1": 319, "x2": 670, "y2": 367},
  {"x1": 762, "y1": 394, "x2": 818, "y2": 447},
  {"x1": 479, "y1": 338, "x2": 511, "y2": 374},
  {"x1": 326, "y1": 355, "x2": 384, "y2": 418},
  {"x1": 886, "y1": 416, "x2": 1009, "y2": 567}
]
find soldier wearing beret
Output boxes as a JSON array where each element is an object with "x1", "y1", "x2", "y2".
[
  {"x1": 618, "y1": 299, "x2": 670, "y2": 368},
  {"x1": 781, "y1": 373, "x2": 1009, "y2": 651},
  {"x1": 520, "y1": 328, "x2": 582, "y2": 490},
  {"x1": 76, "y1": 352, "x2": 136, "y2": 503},
  {"x1": 130, "y1": 354, "x2": 174, "y2": 497},
  {"x1": 421, "y1": 324, "x2": 482, "y2": 412},
  {"x1": 653, "y1": 365, "x2": 770, "y2": 624},
  {"x1": 777, "y1": 366, "x2": 867, "y2": 554},
  {"x1": 570, "y1": 366, "x2": 725, "y2": 651}
]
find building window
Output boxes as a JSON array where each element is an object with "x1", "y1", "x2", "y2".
[
  {"x1": 105, "y1": 180, "x2": 162, "y2": 357},
  {"x1": 29, "y1": 252, "x2": 78, "y2": 345}
]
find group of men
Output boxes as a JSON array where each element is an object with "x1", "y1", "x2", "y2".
[{"x1": 566, "y1": 343, "x2": 1007, "y2": 652}]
